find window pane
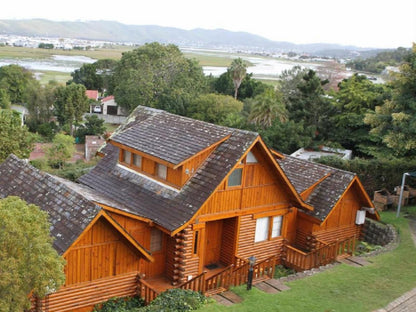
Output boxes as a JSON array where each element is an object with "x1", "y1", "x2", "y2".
[
  {"x1": 255, "y1": 217, "x2": 269, "y2": 242},
  {"x1": 123, "y1": 150, "x2": 131, "y2": 164},
  {"x1": 133, "y1": 154, "x2": 142, "y2": 168},
  {"x1": 157, "y1": 164, "x2": 167, "y2": 179},
  {"x1": 228, "y1": 168, "x2": 242, "y2": 187},
  {"x1": 150, "y1": 228, "x2": 162, "y2": 252},
  {"x1": 246, "y1": 151, "x2": 258, "y2": 163},
  {"x1": 271, "y1": 216, "x2": 283, "y2": 238}
]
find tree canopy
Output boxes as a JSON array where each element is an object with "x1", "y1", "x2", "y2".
[
  {"x1": 112, "y1": 42, "x2": 207, "y2": 115},
  {"x1": 0, "y1": 196, "x2": 65, "y2": 312},
  {"x1": 0, "y1": 109, "x2": 34, "y2": 162},
  {"x1": 229, "y1": 58, "x2": 247, "y2": 99}
]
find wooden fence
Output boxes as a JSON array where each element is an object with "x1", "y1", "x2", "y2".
[
  {"x1": 284, "y1": 235, "x2": 356, "y2": 271},
  {"x1": 137, "y1": 255, "x2": 277, "y2": 305}
]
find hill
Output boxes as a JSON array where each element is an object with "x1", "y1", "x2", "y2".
[{"x1": 0, "y1": 19, "x2": 384, "y2": 57}]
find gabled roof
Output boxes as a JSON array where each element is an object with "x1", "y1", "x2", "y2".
[
  {"x1": 110, "y1": 106, "x2": 233, "y2": 166},
  {"x1": 0, "y1": 155, "x2": 100, "y2": 255},
  {"x1": 79, "y1": 125, "x2": 258, "y2": 233},
  {"x1": 276, "y1": 154, "x2": 356, "y2": 221},
  {"x1": 0, "y1": 155, "x2": 154, "y2": 260}
]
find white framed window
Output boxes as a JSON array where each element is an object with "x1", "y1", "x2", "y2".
[
  {"x1": 133, "y1": 154, "x2": 142, "y2": 168},
  {"x1": 123, "y1": 150, "x2": 131, "y2": 164},
  {"x1": 246, "y1": 151, "x2": 258, "y2": 163},
  {"x1": 150, "y1": 228, "x2": 162, "y2": 252},
  {"x1": 271, "y1": 216, "x2": 283, "y2": 238},
  {"x1": 255, "y1": 217, "x2": 269, "y2": 242},
  {"x1": 228, "y1": 168, "x2": 243, "y2": 187},
  {"x1": 156, "y1": 164, "x2": 167, "y2": 179},
  {"x1": 255, "y1": 215, "x2": 283, "y2": 242}
]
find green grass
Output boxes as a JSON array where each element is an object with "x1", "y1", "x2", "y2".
[{"x1": 198, "y1": 208, "x2": 416, "y2": 312}]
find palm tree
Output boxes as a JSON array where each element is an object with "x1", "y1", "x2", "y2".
[
  {"x1": 248, "y1": 89, "x2": 288, "y2": 127},
  {"x1": 229, "y1": 58, "x2": 247, "y2": 99}
]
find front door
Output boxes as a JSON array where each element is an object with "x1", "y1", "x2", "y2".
[{"x1": 204, "y1": 220, "x2": 223, "y2": 266}]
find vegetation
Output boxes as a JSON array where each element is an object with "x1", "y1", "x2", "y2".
[
  {"x1": 347, "y1": 47, "x2": 411, "y2": 73},
  {"x1": 0, "y1": 196, "x2": 65, "y2": 312},
  {"x1": 143, "y1": 289, "x2": 207, "y2": 312},
  {"x1": 0, "y1": 109, "x2": 34, "y2": 161},
  {"x1": 198, "y1": 208, "x2": 416, "y2": 312},
  {"x1": 93, "y1": 296, "x2": 144, "y2": 312},
  {"x1": 46, "y1": 133, "x2": 76, "y2": 169}
]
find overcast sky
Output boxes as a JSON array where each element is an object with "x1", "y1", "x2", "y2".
[{"x1": 1, "y1": 0, "x2": 415, "y2": 49}]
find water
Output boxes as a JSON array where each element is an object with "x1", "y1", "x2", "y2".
[{"x1": 0, "y1": 55, "x2": 96, "y2": 73}]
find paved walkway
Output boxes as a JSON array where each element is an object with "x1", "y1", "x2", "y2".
[{"x1": 375, "y1": 218, "x2": 416, "y2": 312}]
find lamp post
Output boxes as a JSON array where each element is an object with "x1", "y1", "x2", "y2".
[
  {"x1": 397, "y1": 172, "x2": 409, "y2": 218},
  {"x1": 247, "y1": 256, "x2": 256, "y2": 290}
]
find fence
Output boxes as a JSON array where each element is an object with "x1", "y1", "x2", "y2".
[{"x1": 284, "y1": 235, "x2": 356, "y2": 271}]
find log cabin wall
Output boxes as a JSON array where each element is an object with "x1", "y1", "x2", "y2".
[
  {"x1": 107, "y1": 212, "x2": 167, "y2": 278},
  {"x1": 198, "y1": 143, "x2": 292, "y2": 216},
  {"x1": 295, "y1": 181, "x2": 364, "y2": 249},
  {"x1": 237, "y1": 215, "x2": 284, "y2": 263},
  {"x1": 64, "y1": 217, "x2": 142, "y2": 286},
  {"x1": 180, "y1": 225, "x2": 200, "y2": 283}
]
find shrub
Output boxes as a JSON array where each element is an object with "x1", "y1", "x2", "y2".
[
  {"x1": 274, "y1": 265, "x2": 296, "y2": 279},
  {"x1": 142, "y1": 288, "x2": 207, "y2": 312},
  {"x1": 93, "y1": 296, "x2": 144, "y2": 312}
]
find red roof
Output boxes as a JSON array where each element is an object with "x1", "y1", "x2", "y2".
[
  {"x1": 86, "y1": 90, "x2": 99, "y2": 100},
  {"x1": 101, "y1": 95, "x2": 115, "y2": 102}
]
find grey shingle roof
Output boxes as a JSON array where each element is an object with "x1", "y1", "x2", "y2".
[
  {"x1": 277, "y1": 155, "x2": 355, "y2": 221},
  {"x1": 79, "y1": 107, "x2": 258, "y2": 232},
  {"x1": 0, "y1": 155, "x2": 101, "y2": 254},
  {"x1": 110, "y1": 106, "x2": 233, "y2": 165}
]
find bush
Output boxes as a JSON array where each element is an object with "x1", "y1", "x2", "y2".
[
  {"x1": 274, "y1": 265, "x2": 296, "y2": 279},
  {"x1": 93, "y1": 296, "x2": 144, "y2": 312},
  {"x1": 142, "y1": 288, "x2": 207, "y2": 312},
  {"x1": 316, "y1": 156, "x2": 416, "y2": 195}
]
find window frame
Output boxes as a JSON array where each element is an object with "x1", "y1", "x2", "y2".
[
  {"x1": 156, "y1": 163, "x2": 167, "y2": 180},
  {"x1": 254, "y1": 215, "x2": 283, "y2": 243},
  {"x1": 227, "y1": 167, "x2": 243, "y2": 188},
  {"x1": 132, "y1": 153, "x2": 142, "y2": 169}
]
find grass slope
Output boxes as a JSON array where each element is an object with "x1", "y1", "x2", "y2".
[{"x1": 199, "y1": 209, "x2": 416, "y2": 312}]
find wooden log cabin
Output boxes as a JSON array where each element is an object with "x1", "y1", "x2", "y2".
[{"x1": 0, "y1": 106, "x2": 379, "y2": 311}]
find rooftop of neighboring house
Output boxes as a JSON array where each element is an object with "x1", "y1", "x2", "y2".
[
  {"x1": 101, "y1": 95, "x2": 115, "y2": 103},
  {"x1": 86, "y1": 90, "x2": 99, "y2": 101}
]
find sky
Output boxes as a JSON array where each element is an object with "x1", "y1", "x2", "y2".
[{"x1": 1, "y1": 0, "x2": 415, "y2": 49}]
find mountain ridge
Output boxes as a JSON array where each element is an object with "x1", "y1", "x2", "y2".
[{"x1": 0, "y1": 19, "x2": 387, "y2": 57}]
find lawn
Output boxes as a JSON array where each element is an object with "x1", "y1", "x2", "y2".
[{"x1": 198, "y1": 208, "x2": 416, "y2": 312}]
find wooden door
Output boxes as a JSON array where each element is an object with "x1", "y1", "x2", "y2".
[{"x1": 204, "y1": 220, "x2": 223, "y2": 266}]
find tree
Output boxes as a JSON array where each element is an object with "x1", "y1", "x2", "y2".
[
  {"x1": 187, "y1": 93, "x2": 243, "y2": 124},
  {"x1": 329, "y1": 74, "x2": 390, "y2": 155},
  {"x1": 47, "y1": 133, "x2": 76, "y2": 169},
  {"x1": 260, "y1": 119, "x2": 315, "y2": 154},
  {"x1": 0, "y1": 89, "x2": 11, "y2": 109},
  {"x1": 0, "y1": 109, "x2": 34, "y2": 162},
  {"x1": 75, "y1": 114, "x2": 106, "y2": 143},
  {"x1": 0, "y1": 196, "x2": 65, "y2": 311},
  {"x1": 247, "y1": 89, "x2": 288, "y2": 127},
  {"x1": 0, "y1": 64, "x2": 35, "y2": 104},
  {"x1": 54, "y1": 83, "x2": 89, "y2": 135},
  {"x1": 229, "y1": 58, "x2": 247, "y2": 99},
  {"x1": 279, "y1": 66, "x2": 334, "y2": 140},
  {"x1": 113, "y1": 42, "x2": 207, "y2": 114},
  {"x1": 364, "y1": 44, "x2": 416, "y2": 158},
  {"x1": 26, "y1": 80, "x2": 58, "y2": 132}
]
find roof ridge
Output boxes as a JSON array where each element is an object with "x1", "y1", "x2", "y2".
[{"x1": 284, "y1": 154, "x2": 356, "y2": 176}]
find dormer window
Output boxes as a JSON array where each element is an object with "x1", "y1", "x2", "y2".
[
  {"x1": 156, "y1": 164, "x2": 167, "y2": 180},
  {"x1": 133, "y1": 154, "x2": 142, "y2": 168},
  {"x1": 123, "y1": 150, "x2": 131, "y2": 164}
]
